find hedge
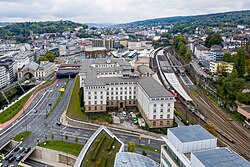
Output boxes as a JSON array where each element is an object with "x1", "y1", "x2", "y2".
[
  {"x1": 107, "y1": 138, "x2": 116, "y2": 151},
  {"x1": 91, "y1": 136, "x2": 106, "y2": 161}
]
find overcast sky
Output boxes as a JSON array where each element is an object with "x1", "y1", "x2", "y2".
[{"x1": 0, "y1": 0, "x2": 249, "y2": 23}]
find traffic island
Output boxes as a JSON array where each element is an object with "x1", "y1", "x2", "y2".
[
  {"x1": 13, "y1": 131, "x2": 31, "y2": 142},
  {"x1": 74, "y1": 126, "x2": 124, "y2": 167}
]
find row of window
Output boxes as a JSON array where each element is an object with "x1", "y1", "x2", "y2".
[
  {"x1": 107, "y1": 86, "x2": 136, "y2": 90},
  {"x1": 88, "y1": 106, "x2": 104, "y2": 111},
  {"x1": 153, "y1": 108, "x2": 171, "y2": 113},
  {"x1": 107, "y1": 96, "x2": 136, "y2": 100},
  {"x1": 107, "y1": 91, "x2": 136, "y2": 95},
  {"x1": 153, "y1": 114, "x2": 171, "y2": 119},
  {"x1": 154, "y1": 103, "x2": 171, "y2": 107},
  {"x1": 85, "y1": 86, "x2": 105, "y2": 89},
  {"x1": 107, "y1": 100, "x2": 136, "y2": 105},
  {"x1": 152, "y1": 120, "x2": 171, "y2": 127}
]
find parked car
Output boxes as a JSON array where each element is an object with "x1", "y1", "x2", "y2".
[
  {"x1": 8, "y1": 156, "x2": 15, "y2": 163},
  {"x1": 5, "y1": 153, "x2": 13, "y2": 161},
  {"x1": 19, "y1": 147, "x2": 25, "y2": 153},
  {"x1": 56, "y1": 122, "x2": 61, "y2": 126}
]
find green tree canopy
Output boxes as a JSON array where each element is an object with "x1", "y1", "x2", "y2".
[
  {"x1": 128, "y1": 141, "x2": 136, "y2": 152},
  {"x1": 234, "y1": 48, "x2": 247, "y2": 77},
  {"x1": 205, "y1": 34, "x2": 223, "y2": 48},
  {"x1": 38, "y1": 56, "x2": 49, "y2": 63},
  {"x1": 44, "y1": 51, "x2": 56, "y2": 62}
]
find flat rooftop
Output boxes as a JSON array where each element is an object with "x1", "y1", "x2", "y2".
[
  {"x1": 168, "y1": 125, "x2": 216, "y2": 143},
  {"x1": 192, "y1": 147, "x2": 250, "y2": 167},
  {"x1": 114, "y1": 152, "x2": 159, "y2": 167}
]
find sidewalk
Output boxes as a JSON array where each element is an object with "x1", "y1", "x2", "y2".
[{"x1": 0, "y1": 79, "x2": 58, "y2": 129}]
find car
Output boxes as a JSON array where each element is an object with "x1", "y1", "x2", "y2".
[
  {"x1": 16, "y1": 155, "x2": 24, "y2": 161},
  {"x1": 24, "y1": 147, "x2": 31, "y2": 153},
  {"x1": 1, "y1": 164, "x2": 8, "y2": 167},
  {"x1": 14, "y1": 147, "x2": 20, "y2": 152},
  {"x1": 122, "y1": 111, "x2": 127, "y2": 117},
  {"x1": 19, "y1": 147, "x2": 25, "y2": 153},
  {"x1": 9, "y1": 164, "x2": 14, "y2": 167},
  {"x1": 33, "y1": 109, "x2": 38, "y2": 113},
  {"x1": 56, "y1": 122, "x2": 61, "y2": 126},
  {"x1": 8, "y1": 156, "x2": 16, "y2": 163},
  {"x1": 5, "y1": 153, "x2": 13, "y2": 160}
]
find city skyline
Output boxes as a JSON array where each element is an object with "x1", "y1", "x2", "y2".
[{"x1": 0, "y1": 0, "x2": 250, "y2": 23}]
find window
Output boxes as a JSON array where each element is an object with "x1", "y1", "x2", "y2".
[
  {"x1": 160, "y1": 109, "x2": 163, "y2": 112},
  {"x1": 153, "y1": 115, "x2": 156, "y2": 119},
  {"x1": 101, "y1": 101, "x2": 103, "y2": 104},
  {"x1": 161, "y1": 103, "x2": 163, "y2": 107},
  {"x1": 134, "y1": 96, "x2": 136, "y2": 99},
  {"x1": 167, "y1": 114, "x2": 170, "y2": 119},
  {"x1": 107, "y1": 92, "x2": 109, "y2": 95},
  {"x1": 160, "y1": 115, "x2": 163, "y2": 119},
  {"x1": 168, "y1": 103, "x2": 170, "y2": 107},
  {"x1": 120, "y1": 96, "x2": 122, "y2": 100},
  {"x1": 94, "y1": 106, "x2": 97, "y2": 110},
  {"x1": 107, "y1": 102, "x2": 109, "y2": 105},
  {"x1": 88, "y1": 107, "x2": 91, "y2": 110},
  {"x1": 100, "y1": 96, "x2": 103, "y2": 99},
  {"x1": 167, "y1": 121, "x2": 170, "y2": 125},
  {"x1": 153, "y1": 109, "x2": 156, "y2": 113},
  {"x1": 129, "y1": 91, "x2": 132, "y2": 94},
  {"x1": 134, "y1": 91, "x2": 136, "y2": 94},
  {"x1": 120, "y1": 91, "x2": 122, "y2": 94},
  {"x1": 129, "y1": 101, "x2": 131, "y2": 104},
  {"x1": 94, "y1": 96, "x2": 97, "y2": 99},
  {"x1": 100, "y1": 106, "x2": 103, "y2": 110},
  {"x1": 111, "y1": 88, "x2": 113, "y2": 90},
  {"x1": 88, "y1": 101, "x2": 91, "y2": 105},
  {"x1": 154, "y1": 104, "x2": 156, "y2": 107},
  {"x1": 101, "y1": 91, "x2": 103, "y2": 94},
  {"x1": 124, "y1": 96, "x2": 127, "y2": 99},
  {"x1": 88, "y1": 92, "x2": 91, "y2": 95},
  {"x1": 153, "y1": 121, "x2": 156, "y2": 127},
  {"x1": 116, "y1": 92, "x2": 118, "y2": 95},
  {"x1": 107, "y1": 97, "x2": 109, "y2": 100},
  {"x1": 160, "y1": 121, "x2": 163, "y2": 126},
  {"x1": 94, "y1": 101, "x2": 97, "y2": 104},
  {"x1": 116, "y1": 87, "x2": 118, "y2": 90},
  {"x1": 167, "y1": 108, "x2": 170, "y2": 112},
  {"x1": 88, "y1": 96, "x2": 91, "y2": 100},
  {"x1": 95, "y1": 91, "x2": 97, "y2": 94},
  {"x1": 116, "y1": 96, "x2": 118, "y2": 100}
]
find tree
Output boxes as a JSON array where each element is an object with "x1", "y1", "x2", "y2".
[
  {"x1": 203, "y1": 124, "x2": 217, "y2": 137},
  {"x1": 51, "y1": 133, "x2": 54, "y2": 140},
  {"x1": 128, "y1": 141, "x2": 136, "y2": 152},
  {"x1": 205, "y1": 34, "x2": 223, "y2": 48},
  {"x1": 44, "y1": 51, "x2": 56, "y2": 62},
  {"x1": 142, "y1": 150, "x2": 147, "y2": 156},
  {"x1": 234, "y1": 48, "x2": 247, "y2": 77},
  {"x1": 38, "y1": 56, "x2": 49, "y2": 63},
  {"x1": 78, "y1": 87, "x2": 84, "y2": 107},
  {"x1": 179, "y1": 44, "x2": 187, "y2": 56},
  {"x1": 65, "y1": 135, "x2": 68, "y2": 141},
  {"x1": 75, "y1": 136, "x2": 78, "y2": 143},
  {"x1": 222, "y1": 53, "x2": 232, "y2": 62}
]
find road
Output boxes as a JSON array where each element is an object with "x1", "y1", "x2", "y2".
[{"x1": 0, "y1": 77, "x2": 163, "y2": 166}]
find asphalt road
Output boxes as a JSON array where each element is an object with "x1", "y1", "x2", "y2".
[{"x1": 0, "y1": 77, "x2": 163, "y2": 166}]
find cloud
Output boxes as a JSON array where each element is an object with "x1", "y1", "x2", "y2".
[{"x1": 0, "y1": 0, "x2": 249, "y2": 23}]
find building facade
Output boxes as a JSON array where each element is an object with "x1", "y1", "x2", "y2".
[
  {"x1": 80, "y1": 58, "x2": 175, "y2": 128},
  {"x1": 0, "y1": 57, "x2": 15, "y2": 89},
  {"x1": 209, "y1": 61, "x2": 234, "y2": 74}
]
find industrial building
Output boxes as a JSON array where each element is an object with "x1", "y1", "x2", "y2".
[{"x1": 160, "y1": 125, "x2": 250, "y2": 167}]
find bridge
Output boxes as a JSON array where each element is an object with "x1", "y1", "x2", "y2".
[{"x1": 56, "y1": 64, "x2": 81, "y2": 78}]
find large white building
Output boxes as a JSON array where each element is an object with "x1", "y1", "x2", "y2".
[
  {"x1": 79, "y1": 58, "x2": 175, "y2": 128},
  {"x1": 160, "y1": 125, "x2": 250, "y2": 167},
  {"x1": 0, "y1": 57, "x2": 15, "y2": 89}
]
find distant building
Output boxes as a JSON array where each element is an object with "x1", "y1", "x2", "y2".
[
  {"x1": 80, "y1": 58, "x2": 175, "y2": 128},
  {"x1": 84, "y1": 47, "x2": 108, "y2": 59},
  {"x1": 128, "y1": 39, "x2": 153, "y2": 50},
  {"x1": 18, "y1": 61, "x2": 55, "y2": 80},
  {"x1": 0, "y1": 57, "x2": 15, "y2": 89},
  {"x1": 91, "y1": 38, "x2": 104, "y2": 47},
  {"x1": 160, "y1": 125, "x2": 249, "y2": 167},
  {"x1": 237, "y1": 103, "x2": 250, "y2": 120},
  {"x1": 209, "y1": 61, "x2": 234, "y2": 74}
]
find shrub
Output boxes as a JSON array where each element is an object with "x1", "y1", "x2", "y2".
[
  {"x1": 107, "y1": 138, "x2": 116, "y2": 151},
  {"x1": 101, "y1": 157, "x2": 108, "y2": 167},
  {"x1": 91, "y1": 136, "x2": 106, "y2": 161}
]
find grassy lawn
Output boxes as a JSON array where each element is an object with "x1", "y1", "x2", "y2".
[
  {"x1": 38, "y1": 140, "x2": 83, "y2": 157},
  {"x1": 82, "y1": 131, "x2": 121, "y2": 167},
  {"x1": 66, "y1": 76, "x2": 112, "y2": 124},
  {"x1": 46, "y1": 79, "x2": 69, "y2": 117},
  {"x1": 66, "y1": 76, "x2": 82, "y2": 119},
  {"x1": 13, "y1": 131, "x2": 31, "y2": 142},
  {"x1": 137, "y1": 144, "x2": 160, "y2": 153},
  {"x1": 0, "y1": 91, "x2": 34, "y2": 124}
]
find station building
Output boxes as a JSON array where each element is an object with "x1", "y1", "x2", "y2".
[
  {"x1": 160, "y1": 125, "x2": 250, "y2": 167},
  {"x1": 79, "y1": 58, "x2": 175, "y2": 128}
]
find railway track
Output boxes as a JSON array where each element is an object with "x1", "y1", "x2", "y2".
[{"x1": 152, "y1": 47, "x2": 250, "y2": 161}]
